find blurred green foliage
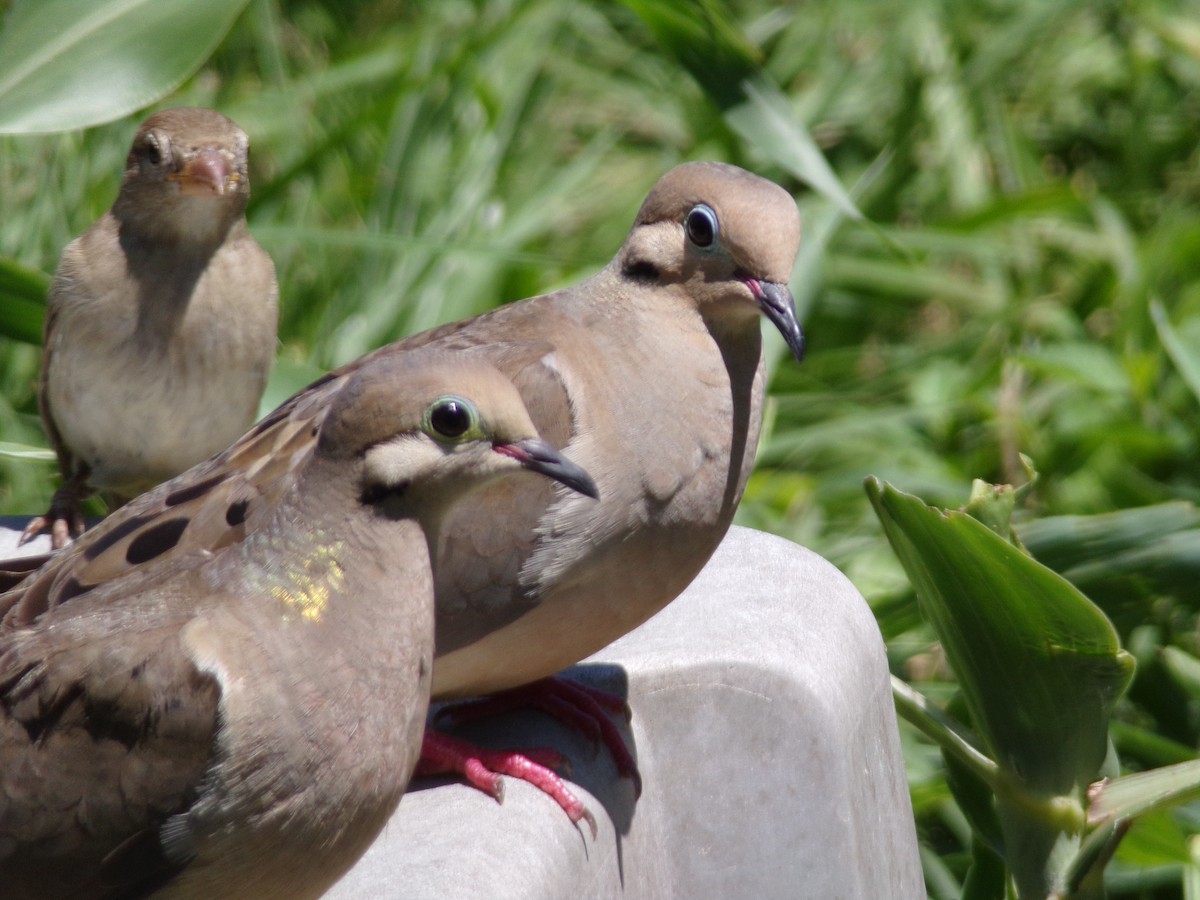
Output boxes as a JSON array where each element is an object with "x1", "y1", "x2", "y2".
[{"x1": 3, "y1": 0, "x2": 1200, "y2": 894}]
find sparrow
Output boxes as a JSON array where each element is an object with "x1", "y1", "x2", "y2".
[{"x1": 24, "y1": 107, "x2": 278, "y2": 549}]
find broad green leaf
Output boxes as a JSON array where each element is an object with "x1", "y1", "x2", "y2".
[
  {"x1": 868, "y1": 477, "x2": 1134, "y2": 793},
  {"x1": 867, "y1": 477, "x2": 1135, "y2": 896},
  {"x1": 0, "y1": 0, "x2": 250, "y2": 134}
]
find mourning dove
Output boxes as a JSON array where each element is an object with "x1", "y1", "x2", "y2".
[
  {"x1": 425, "y1": 161, "x2": 803, "y2": 697},
  {"x1": 0, "y1": 351, "x2": 597, "y2": 899},
  {"x1": 23, "y1": 107, "x2": 278, "y2": 548},
  {"x1": 5, "y1": 160, "x2": 802, "y2": 830}
]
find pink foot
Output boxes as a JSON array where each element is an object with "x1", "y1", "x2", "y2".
[
  {"x1": 416, "y1": 730, "x2": 598, "y2": 838},
  {"x1": 435, "y1": 676, "x2": 642, "y2": 796}
]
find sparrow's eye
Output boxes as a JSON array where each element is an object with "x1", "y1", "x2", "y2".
[
  {"x1": 685, "y1": 204, "x2": 719, "y2": 249},
  {"x1": 139, "y1": 133, "x2": 165, "y2": 167},
  {"x1": 424, "y1": 397, "x2": 479, "y2": 442}
]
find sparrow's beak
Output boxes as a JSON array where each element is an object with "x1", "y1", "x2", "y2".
[
  {"x1": 495, "y1": 439, "x2": 599, "y2": 499},
  {"x1": 171, "y1": 149, "x2": 237, "y2": 197}
]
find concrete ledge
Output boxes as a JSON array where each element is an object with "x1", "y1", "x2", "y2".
[
  {"x1": 330, "y1": 525, "x2": 924, "y2": 899},
  {"x1": 0, "y1": 521, "x2": 922, "y2": 897}
]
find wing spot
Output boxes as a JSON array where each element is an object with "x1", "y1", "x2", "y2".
[
  {"x1": 83, "y1": 513, "x2": 156, "y2": 560},
  {"x1": 126, "y1": 518, "x2": 190, "y2": 565},
  {"x1": 165, "y1": 472, "x2": 230, "y2": 507},
  {"x1": 225, "y1": 499, "x2": 250, "y2": 527}
]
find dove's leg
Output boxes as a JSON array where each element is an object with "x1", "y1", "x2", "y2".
[{"x1": 417, "y1": 676, "x2": 643, "y2": 838}]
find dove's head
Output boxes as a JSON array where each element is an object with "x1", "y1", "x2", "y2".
[{"x1": 618, "y1": 161, "x2": 804, "y2": 362}]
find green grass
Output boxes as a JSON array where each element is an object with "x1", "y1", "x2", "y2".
[{"x1": 3, "y1": 0, "x2": 1200, "y2": 893}]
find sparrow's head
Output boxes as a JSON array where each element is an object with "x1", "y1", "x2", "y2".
[{"x1": 115, "y1": 107, "x2": 253, "y2": 243}]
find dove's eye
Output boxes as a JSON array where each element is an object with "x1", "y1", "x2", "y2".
[
  {"x1": 425, "y1": 397, "x2": 479, "y2": 441},
  {"x1": 685, "y1": 204, "x2": 719, "y2": 249}
]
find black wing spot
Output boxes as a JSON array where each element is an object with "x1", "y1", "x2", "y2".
[
  {"x1": 84, "y1": 513, "x2": 157, "y2": 561},
  {"x1": 126, "y1": 518, "x2": 190, "y2": 565},
  {"x1": 225, "y1": 499, "x2": 250, "y2": 527},
  {"x1": 165, "y1": 472, "x2": 230, "y2": 507}
]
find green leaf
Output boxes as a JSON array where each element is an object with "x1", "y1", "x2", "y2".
[
  {"x1": 0, "y1": 442, "x2": 53, "y2": 461},
  {"x1": 1161, "y1": 647, "x2": 1200, "y2": 702},
  {"x1": 961, "y1": 835, "x2": 1006, "y2": 900},
  {"x1": 1187, "y1": 836, "x2": 1200, "y2": 900},
  {"x1": 1089, "y1": 759, "x2": 1200, "y2": 826},
  {"x1": 618, "y1": 0, "x2": 759, "y2": 109},
  {"x1": 0, "y1": 0, "x2": 250, "y2": 134},
  {"x1": 1152, "y1": 298, "x2": 1200, "y2": 410},
  {"x1": 1018, "y1": 502, "x2": 1200, "y2": 575},
  {"x1": 726, "y1": 76, "x2": 863, "y2": 221},
  {"x1": 0, "y1": 257, "x2": 48, "y2": 344},
  {"x1": 868, "y1": 477, "x2": 1134, "y2": 793},
  {"x1": 964, "y1": 479, "x2": 1019, "y2": 540},
  {"x1": 941, "y1": 693, "x2": 1005, "y2": 859},
  {"x1": 1111, "y1": 720, "x2": 1200, "y2": 769},
  {"x1": 891, "y1": 676, "x2": 998, "y2": 787},
  {"x1": 619, "y1": 0, "x2": 862, "y2": 219},
  {"x1": 1055, "y1": 529, "x2": 1200, "y2": 602},
  {"x1": 867, "y1": 477, "x2": 1135, "y2": 896},
  {"x1": 1114, "y1": 809, "x2": 1191, "y2": 867}
]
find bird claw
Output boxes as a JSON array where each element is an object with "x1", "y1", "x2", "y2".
[
  {"x1": 18, "y1": 515, "x2": 78, "y2": 550},
  {"x1": 435, "y1": 676, "x2": 641, "y2": 796},
  {"x1": 417, "y1": 730, "x2": 598, "y2": 838},
  {"x1": 20, "y1": 487, "x2": 87, "y2": 549}
]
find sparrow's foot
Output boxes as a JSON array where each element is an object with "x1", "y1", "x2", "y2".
[
  {"x1": 20, "y1": 485, "x2": 87, "y2": 550},
  {"x1": 416, "y1": 730, "x2": 599, "y2": 838}
]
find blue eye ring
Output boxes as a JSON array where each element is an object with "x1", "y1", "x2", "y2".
[{"x1": 685, "y1": 204, "x2": 719, "y2": 249}]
